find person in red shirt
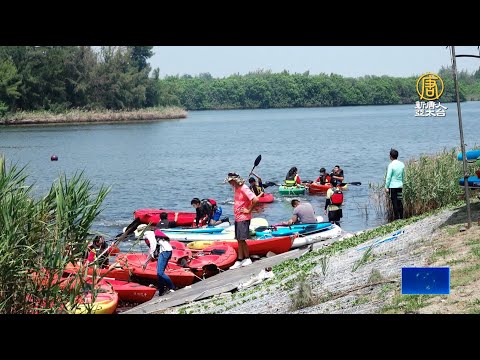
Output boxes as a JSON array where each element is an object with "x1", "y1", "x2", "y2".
[{"x1": 225, "y1": 172, "x2": 259, "y2": 269}]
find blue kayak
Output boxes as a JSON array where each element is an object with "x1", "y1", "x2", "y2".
[
  {"x1": 457, "y1": 149, "x2": 480, "y2": 161},
  {"x1": 163, "y1": 226, "x2": 226, "y2": 234},
  {"x1": 256, "y1": 222, "x2": 332, "y2": 237},
  {"x1": 458, "y1": 176, "x2": 480, "y2": 188}
]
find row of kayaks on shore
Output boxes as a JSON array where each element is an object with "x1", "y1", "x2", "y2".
[{"x1": 42, "y1": 215, "x2": 342, "y2": 314}]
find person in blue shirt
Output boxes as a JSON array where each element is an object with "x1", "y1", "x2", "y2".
[
  {"x1": 209, "y1": 199, "x2": 229, "y2": 226},
  {"x1": 385, "y1": 148, "x2": 405, "y2": 220}
]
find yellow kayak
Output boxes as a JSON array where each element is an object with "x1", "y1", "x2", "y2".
[
  {"x1": 187, "y1": 240, "x2": 238, "y2": 250},
  {"x1": 67, "y1": 288, "x2": 118, "y2": 314}
]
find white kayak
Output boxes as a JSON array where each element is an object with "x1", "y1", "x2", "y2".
[
  {"x1": 291, "y1": 224, "x2": 342, "y2": 249},
  {"x1": 162, "y1": 217, "x2": 269, "y2": 242}
]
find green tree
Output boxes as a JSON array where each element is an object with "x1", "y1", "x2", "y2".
[
  {"x1": 129, "y1": 46, "x2": 154, "y2": 71},
  {"x1": 0, "y1": 58, "x2": 21, "y2": 112}
]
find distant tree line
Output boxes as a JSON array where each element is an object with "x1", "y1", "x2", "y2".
[
  {"x1": 2, "y1": 46, "x2": 480, "y2": 115},
  {"x1": 158, "y1": 68, "x2": 480, "y2": 110},
  {"x1": 0, "y1": 46, "x2": 160, "y2": 116}
]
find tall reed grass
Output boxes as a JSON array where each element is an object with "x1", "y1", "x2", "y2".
[
  {"x1": 0, "y1": 155, "x2": 110, "y2": 313},
  {"x1": 370, "y1": 148, "x2": 477, "y2": 221},
  {"x1": 0, "y1": 106, "x2": 187, "y2": 125}
]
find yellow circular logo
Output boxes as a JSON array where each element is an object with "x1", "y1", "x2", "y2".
[{"x1": 416, "y1": 72, "x2": 444, "y2": 101}]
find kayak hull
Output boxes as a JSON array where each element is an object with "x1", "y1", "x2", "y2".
[
  {"x1": 291, "y1": 224, "x2": 343, "y2": 248},
  {"x1": 256, "y1": 222, "x2": 333, "y2": 237},
  {"x1": 258, "y1": 193, "x2": 274, "y2": 203},
  {"x1": 308, "y1": 183, "x2": 348, "y2": 194},
  {"x1": 188, "y1": 235, "x2": 296, "y2": 256},
  {"x1": 457, "y1": 149, "x2": 480, "y2": 161},
  {"x1": 459, "y1": 176, "x2": 480, "y2": 188},
  {"x1": 278, "y1": 185, "x2": 306, "y2": 195},
  {"x1": 133, "y1": 209, "x2": 196, "y2": 226}
]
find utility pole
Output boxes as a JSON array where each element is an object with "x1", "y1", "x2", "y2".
[{"x1": 451, "y1": 46, "x2": 472, "y2": 228}]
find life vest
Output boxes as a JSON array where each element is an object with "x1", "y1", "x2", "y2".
[
  {"x1": 284, "y1": 174, "x2": 298, "y2": 187},
  {"x1": 330, "y1": 188, "x2": 344, "y2": 206},
  {"x1": 156, "y1": 219, "x2": 170, "y2": 229},
  {"x1": 200, "y1": 198, "x2": 215, "y2": 213},
  {"x1": 318, "y1": 174, "x2": 330, "y2": 185},
  {"x1": 250, "y1": 184, "x2": 263, "y2": 196}
]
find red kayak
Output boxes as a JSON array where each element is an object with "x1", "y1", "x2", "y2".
[
  {"x1": 215, "y1": 235, "x2": 296, "y2": 256},
  {"x1": 257, "y1": 193, "x2": 274, "y2": 203},
  {"x1": 64, "y1": 262, "x2": 132, "y2": 281},
  {"x1": 133, "y1": 209, "x2": 196, "y2": 226},
  {"x1": 307, "y1": 183, "x2": 348, "y2": 194},
  {"x1": 187, "y1": 244, "x2": 237, "y2": 278},
  {"x1": 117, "y1": 253, "x2": 196, "y2": 288},
  {"x1": 61, "y1": 272, "x2": 156, "y2": 304},
  {"x1": 95, "y1": 278, "x2": 156, "y2": 303}
]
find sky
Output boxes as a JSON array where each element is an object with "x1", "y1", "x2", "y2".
[{"x1": 149, "y1": 46, "x2": 480, "y2": 79}]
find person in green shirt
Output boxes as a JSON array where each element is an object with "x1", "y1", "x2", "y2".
[{"x1": 385, "y1": 148, "x2": 405, "y2": 220}]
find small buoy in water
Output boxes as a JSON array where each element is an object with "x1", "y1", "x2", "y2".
[{"x1": 51, "y1": 155, "x2": 58, "y2": 161}]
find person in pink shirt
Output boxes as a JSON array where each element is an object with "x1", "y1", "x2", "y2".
[{"x1": 224, "y1": 172, "x2": 259, "y2": 269}]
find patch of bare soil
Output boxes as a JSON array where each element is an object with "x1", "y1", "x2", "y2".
[{"x1": 415, "y1": 202, "x2": 480, "y2": 314}]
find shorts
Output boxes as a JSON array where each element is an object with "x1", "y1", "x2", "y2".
[
  {"x1": 235, "y1": 220, "x2": 251, "y2": 241},
  {"x1": 328, "y1": 209, "x2": 343, "y2": 222},
  {"x1": 212, "y1": 207, "x2": 222, "y2": 221}
]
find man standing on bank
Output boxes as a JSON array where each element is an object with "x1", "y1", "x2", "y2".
[
  {"x1": 385, "y1": 148, "x2": 405, "y2": 220},
  {"x1": 225, "y1": 172, "x2": 259, "y2": 269}
]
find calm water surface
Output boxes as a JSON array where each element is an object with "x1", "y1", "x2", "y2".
[{"x1": 1, "y1": 102, "x2": 479, "y2": 251}]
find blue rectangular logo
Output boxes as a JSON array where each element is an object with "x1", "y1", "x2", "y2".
[{"x1": 401, "y1": 267, "x2": 450, "y2": 295}]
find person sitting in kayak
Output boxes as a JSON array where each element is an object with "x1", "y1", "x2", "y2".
[
  {"x1": 285, "y1": 166, "x2": 302, "y2": 186},
  {"x1": 248, "y1": 172, "x2": 265, "y2": 197},
  {"x1": 315, "y1": 167, "x2": 331, "y2": 185},
  {"x1": 282, "y1": 199, "x2": 317, "y2": 225},
  {"x1": 330, "y1": 165, "x2": 345, "y2": 184},
  {"x1": 156, "y1": 212, "x2": 177, "y2": 229}
]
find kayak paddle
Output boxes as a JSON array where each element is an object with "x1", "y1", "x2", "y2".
[{"x1": 249, "y1": 154, "x2": 262, "y2": 175}]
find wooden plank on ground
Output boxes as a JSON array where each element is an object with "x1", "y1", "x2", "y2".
[{"x1": 123, "y1": 246, "x2": 312, "y2": 314}]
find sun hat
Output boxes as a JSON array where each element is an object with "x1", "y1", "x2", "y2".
[{"x1": 224, "y1": 172, "x2": 245, "y2": 185}]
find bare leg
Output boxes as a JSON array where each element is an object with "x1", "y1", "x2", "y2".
[{"x1": 238, "y1": 240, "x2": 249, "y2": 259}]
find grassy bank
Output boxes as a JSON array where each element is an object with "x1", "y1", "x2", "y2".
[
  {"x1": 0, "y1": 106, "x2": 187, "y2": 125},
  {"x1": 370, "y1": 148, "x2": 478, "y2": 221}
]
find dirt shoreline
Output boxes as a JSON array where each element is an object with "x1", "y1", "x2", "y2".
[{"x1": 0, "y1": 107, "x2": 187, "y2": 126}]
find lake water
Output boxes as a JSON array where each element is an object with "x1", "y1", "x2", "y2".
[{"x1": 1, "y1": 102, "x2": 479, "y2": 251}]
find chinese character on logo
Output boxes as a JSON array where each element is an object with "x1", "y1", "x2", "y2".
[
  {"x1": 416, "y1": 73, "x2": 444, "y2": 101},
  {"x1": 435, "y1": 102, "x2": 448, "y2": 117},
  {"x1": 414, "y1": 73, "x2": 447, "y2": 118}
]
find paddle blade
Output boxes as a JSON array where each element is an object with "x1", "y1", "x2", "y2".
[
  {"x1": 348, "y1": 182, "x2": 362, "y2": 186},
  {"x1": 254, "y1": 154, "x2": 262, "y2": 167},
  {"x1": 254, "y1": 226, "x2": 271, "y2": 233}
]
